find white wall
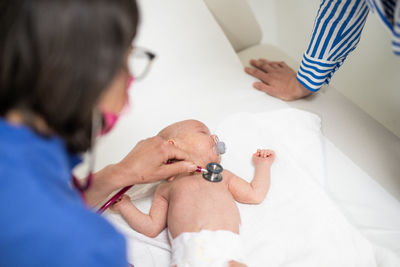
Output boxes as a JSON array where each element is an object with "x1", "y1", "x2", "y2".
[{"x1": 248, "y1": 0, "x2": 400, "y2": 138}]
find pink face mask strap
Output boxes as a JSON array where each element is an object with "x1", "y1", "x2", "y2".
[
  {"x1": 127, "y1": 75, "x2": 134, "y2": 88},
  {"x1": 99, "y1": 111, "x2": 118, "y2": 135}
]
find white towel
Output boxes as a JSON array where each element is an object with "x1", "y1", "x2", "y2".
[{"x1": 217, "y1": 108, "x2": 377, "y2": 266}]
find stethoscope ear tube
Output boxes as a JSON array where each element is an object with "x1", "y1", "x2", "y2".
[{"x1": 98, "y1": 185, "x2": 133, "y2": 214}]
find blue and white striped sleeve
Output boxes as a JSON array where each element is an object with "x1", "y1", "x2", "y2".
[
  {"x1": 297, "y1": 0, "x2": 370, "y2": 92},
  {"x1": 391, "y1": 1, "x2": 400, "y2": 55}
]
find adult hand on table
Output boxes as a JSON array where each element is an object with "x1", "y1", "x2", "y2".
[
  {"x1": 245, "y1": 59, "x2": 312, "y2": 101},
  {"x1": 86, "y1": 136, "x2": 197, "y2": 206}
]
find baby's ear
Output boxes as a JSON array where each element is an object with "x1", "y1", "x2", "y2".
[{"x1": 167, "y1": 139, "x2": 176, "y2": 146}]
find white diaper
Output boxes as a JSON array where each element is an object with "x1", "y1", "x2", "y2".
[{"x1": 169, "y1": 229, "x2": 245, "y2": 267}]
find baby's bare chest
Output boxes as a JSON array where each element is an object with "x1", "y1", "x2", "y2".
[{"x1": 169, "y1": 175, "x2": 234, "y2": 208}]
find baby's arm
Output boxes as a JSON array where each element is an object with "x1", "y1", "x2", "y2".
[
  {"x1": 111, "y1": 183, "x2": 169, "y2": 238},
  {"x1": 227, "y1": 149, "x2": 275, "y2": 204}
]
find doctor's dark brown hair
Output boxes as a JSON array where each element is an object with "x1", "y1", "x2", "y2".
[{"x1": 0, "y1": 0, "x2": 139, "y2": 153}]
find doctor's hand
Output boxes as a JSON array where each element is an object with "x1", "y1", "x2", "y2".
[
  {"x1": 115, "y1": 136, "x2": 197, "y2": 186},
  {"x1": 86, "y1": 136, "x2": 196, "y2": 207},
  {"x1": 245, "y1": 59, "x2": 312, "y2": 101}
]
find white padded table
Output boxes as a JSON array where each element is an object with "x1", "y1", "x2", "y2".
[{"x1": 86, "y1": 0, "x2": 400, "y2": 264}]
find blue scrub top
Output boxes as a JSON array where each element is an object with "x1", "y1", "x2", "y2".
[{"x1": 0, "y1": 118, "x2": 128, "y2": 267}]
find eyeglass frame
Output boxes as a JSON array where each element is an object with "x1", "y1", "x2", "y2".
[{"x1": 128, "y1": 46, "x2": 156, "y2": 80}]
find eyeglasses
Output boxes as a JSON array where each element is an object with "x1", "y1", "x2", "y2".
[{"x1": 128, "y1": 47, "x2": 156, "y2": 80}]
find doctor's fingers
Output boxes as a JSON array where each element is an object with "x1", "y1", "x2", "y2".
[
  {"x1": 157, "y1": 160, "x2": 197, "y2": 181},
  {"x1": 135, "y1": 136, "x2": 189, "y2": 162},
  {"x1": 162, "y1": 142, "x2": 192, "y2": 163}
]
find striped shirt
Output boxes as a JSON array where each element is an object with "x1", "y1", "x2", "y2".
[{"x1": 297, "y1": 0, "x2": 400, "y2": 92}]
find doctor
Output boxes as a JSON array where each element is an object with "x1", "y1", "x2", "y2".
[{"x1": 0, "y1": 0, "x2": 197, "y2": 266}]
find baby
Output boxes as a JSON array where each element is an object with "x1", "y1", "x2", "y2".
[{"x1": 112, "y1": 120, "x2": 275, "y2": 267}]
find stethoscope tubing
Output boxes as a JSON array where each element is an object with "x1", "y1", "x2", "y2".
[{"x1": 97, "y1": 185, "x2": 133, "y2": 214}]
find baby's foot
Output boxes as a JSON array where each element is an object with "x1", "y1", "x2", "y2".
[{"x1": 252, "y1": 149, "x2": 275, "y2": 166}]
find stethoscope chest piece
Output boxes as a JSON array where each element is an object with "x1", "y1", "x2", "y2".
[{"x1": 202, "y1": 162, "x2": 223, "y2": 182}]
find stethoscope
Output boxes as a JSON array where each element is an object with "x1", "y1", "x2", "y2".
[
  {"x1": 97, "y1": 138, "x2": 226, "y2": 213},
  {"x1": 73, "y1": 127, "x2": 227, "y2": 213},
  {"x1": 198, "y1": 162, "x2": 224, "y2": 182}
]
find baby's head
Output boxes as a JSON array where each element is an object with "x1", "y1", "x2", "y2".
[{"x1": 158, "y1": 120, "x2": 221, "y2": 167}]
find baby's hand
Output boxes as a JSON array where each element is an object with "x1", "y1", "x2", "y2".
[
  {"x1": 252, "y1": 149, "x2": 275, "y2": 166},
  {"x1": 110, "y1": 194, "x2": 131, "y2": 212}
]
